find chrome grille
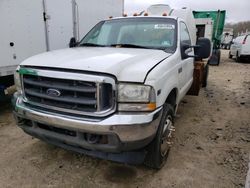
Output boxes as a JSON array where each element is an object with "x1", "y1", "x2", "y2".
[{"x1": 21, "y1": 68, "x2": 116, "y2": 117}]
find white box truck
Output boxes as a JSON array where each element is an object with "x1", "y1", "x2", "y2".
[
  {"x1": 0, "y1": 0, "x2": 124, "y2": 100},
  {"x1": 221, "y1": 28, "x2": 234, "y2": 50}
]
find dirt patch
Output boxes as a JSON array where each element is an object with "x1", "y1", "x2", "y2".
[
  {"x1": 0, "y1": 50, "x2": 249, "y2": 187},
  {"x1": 103, "y1": 165, "x2": 138, "y2": 183}
]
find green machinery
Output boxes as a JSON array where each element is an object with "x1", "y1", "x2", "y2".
[{"x1": 193, "y1": 10, "x2": 226, "y2": 65}]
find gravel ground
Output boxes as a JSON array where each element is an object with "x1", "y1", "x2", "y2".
[{"x1": 0, "y1": 50, "x2": 249, "y2": 188}]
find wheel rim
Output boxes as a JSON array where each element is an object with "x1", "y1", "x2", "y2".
[{"x1": 160, "y1": 115, "x2": 174, "y2": 157}]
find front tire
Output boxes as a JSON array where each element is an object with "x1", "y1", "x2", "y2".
[
  {"x1": 144, "y1": 103, "x2": 175, "y2": 169},
  {"x1": 229, "y1": 51, "x2": 233, "y2": 59}
]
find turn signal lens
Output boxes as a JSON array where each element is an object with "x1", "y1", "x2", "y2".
[
  {"x1": 118, "y1": 103, "x2": 156, "y2": 112},
  {"x1": 147, "y1": 103, "x2": 156, "y2": 111}
]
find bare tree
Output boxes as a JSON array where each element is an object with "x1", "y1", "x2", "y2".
[{"x1": 225, "y1": 21, "x2": 250, "y2": 37}]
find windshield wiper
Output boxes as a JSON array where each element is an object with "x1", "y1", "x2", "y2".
[
  {"x1": 79, "y1": 43, "x2": 106, "y2": 47},
  {"x1": 110, "y1": 43, "x2": 152, "y2": 49}
]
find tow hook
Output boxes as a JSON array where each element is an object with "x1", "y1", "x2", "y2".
[{"x1": 85, "y1": 133, "x2": 101, "y2": 144}]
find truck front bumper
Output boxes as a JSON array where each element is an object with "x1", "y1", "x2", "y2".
[{"x1": 12, "y1": 93, "x2": 162, "y2": 164}]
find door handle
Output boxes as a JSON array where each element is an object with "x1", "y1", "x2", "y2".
[{"x1": 178, "y1": 67, "x2": 182, "y2": 74}]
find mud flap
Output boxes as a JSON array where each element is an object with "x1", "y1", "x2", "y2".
[{"x1": 208, "y1": 49, "x2": 221, "y2": 65}]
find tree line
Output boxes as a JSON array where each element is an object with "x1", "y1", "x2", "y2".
[{"x1": 225, "y1": 21, "x2": 250, "y2": 37}]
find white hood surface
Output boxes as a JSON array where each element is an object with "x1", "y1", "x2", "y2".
[{"x1": 21, "y1": 47, "x2": 171, "y2": 82}]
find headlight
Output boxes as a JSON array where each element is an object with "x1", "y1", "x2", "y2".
[
  {"x1": 14, "y1": 68, "x2": 22, "y2": 93},
  {"x1": 118, "y1": 84, "x2": 152, "y2": 102},
  {"x1": 118, "y1": 83, "x2": 156, "y2": 111}
]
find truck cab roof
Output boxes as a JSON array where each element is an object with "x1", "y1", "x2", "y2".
[{"x1": 108, "y1": 15, "x2": 179, "y2": 21}]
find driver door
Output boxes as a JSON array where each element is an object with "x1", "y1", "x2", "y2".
[{"x1": 179, "y1": 22, "x2": 194, "y2": 93}]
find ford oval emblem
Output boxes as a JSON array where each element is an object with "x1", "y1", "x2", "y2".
[{"x1": 46, "y1": 88, "x2": 61, "y2": 97}]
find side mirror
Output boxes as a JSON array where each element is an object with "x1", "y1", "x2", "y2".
[
  {"x1": 180, "y1": 43, "x2": 193, "y2": 59},
  {"x1": 69, "y1": 37, "x2": 78, "y2": 48},
  {"x1": 194, "y1": 37, "x2": 211, "y2": 59}
]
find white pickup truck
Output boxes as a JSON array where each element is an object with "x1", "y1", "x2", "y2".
[{"x1": 13, "y1": 6, "x2": 211, "y2": 168}]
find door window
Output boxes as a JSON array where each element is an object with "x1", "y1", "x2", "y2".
[{"x1": 180, "y1": 22, "x2": 191, "y2": 45}]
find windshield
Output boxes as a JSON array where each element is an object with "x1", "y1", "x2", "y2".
[{"x1": 79, "y1": 18, "x2": 177, "y2": 52}]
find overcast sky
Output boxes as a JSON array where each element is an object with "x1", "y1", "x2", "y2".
[{"x1": 124, "y1": 0, "x2": 250, "y2": 23}]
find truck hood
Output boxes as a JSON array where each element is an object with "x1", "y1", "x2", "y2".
[{"x1": 21, "y1": 47, "x2": 171, "y2": 82}]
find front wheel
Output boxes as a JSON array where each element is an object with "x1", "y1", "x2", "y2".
[
  {"x1": 144, "y1": 103, "x2": 175, "y2": 169},
  {"x1": 229, "y1": 51, "x2": 233, "y2": 59}
]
